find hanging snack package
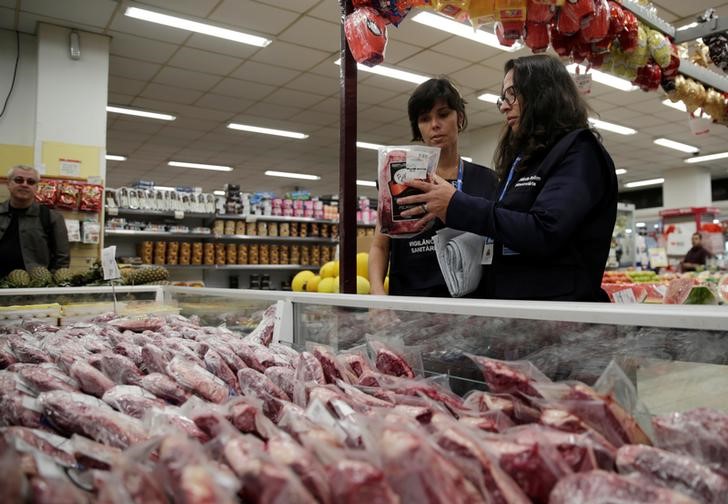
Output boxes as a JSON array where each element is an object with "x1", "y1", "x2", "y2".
[
  {"x1": 377, "y1": 145, "x2": 440, "y2": 238},
  {"x1": 35, "y1": 179, "x2": 59, "y2": 207},
  {"x1": 344, "y1": 7, "x2": 388, "y2": 67},
  {"x1": 56, "y1": 181, "x2": 81, "y2": 210},
  {"x1": 79, "y1": 184, "x2": 104, "y2": 212}
]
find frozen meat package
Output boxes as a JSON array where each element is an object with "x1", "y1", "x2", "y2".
[{"x1": 377, "y1": 145, "x2": 440, "y2": 238}]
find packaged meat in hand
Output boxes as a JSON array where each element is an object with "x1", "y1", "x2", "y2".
[{"x1": 377, "y1": 145, "x2": 440, "y2": 238}]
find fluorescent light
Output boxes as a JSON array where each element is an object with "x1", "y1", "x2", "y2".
[
  {"x1": 477, "y1": 93, "x2": 500, "y2": 103},
  {"x1": 653, "y1": 138, "x2": 699, "y2": 154},
  {"x1": 588, "y1": 118, "x2": 637, "y2": 135},
  {"x1": 154, "y1": 186, "x2": 175, "y2": 191},
  {"x1": 168, "y1": 161, "x2": 233, "y2": 172},
  {"x1": 107, "y1": 105, "x2": 175, "y2": 121},
  {"x1": 677, "y1": 22, "x2": 699, "y2": 31},
  {"x1": 357, "y1": 141, "x2": 384, "y2": 151},
  {"x1": 685, "y1": 151, "x2": 728, "y2": 163},
  {"x1": 661, "y1": 99, "x2": 713, "y2": 119},
  {"x1": 624, "y1": 178, "x2": 664, "y2": 188},
  {"x1": 615, "y1": 168, "x2": 627, "y2": 175},
  {"x1": 213, "y1": 190, "x2": 225, "y2": 196},
  {"x1": 461, "y1": 156, "x2": 473, "y2": 162},
  {"x1": 265, "y1": 170, "x2": 320, "y2": 181},
  {"x1": 227, "y1": 123, "x2": 308, "y2": 139},
  {"x1": 636, "y1": 222, "x2": 646, "y2": 227},
  {"x1": 411, "y1": 11, "x2": 522, "y2": 52},
  {"x1": 105, "y1": 154, "x2": 126, "y2": 161},
  {"x1": 625, "y1": 228, "x2": 633, "y2": 234},
  {"x1": 124, "y1": 6, "x2": 271, "y2": 47},
  {"x1": 567, "y1": 64, "x2": 636, "y2": 91},
  {"x1": 713, "y1": 219, "x2": 721, "y2": 224},
  {"x1": 334, "y1": 59, "x2": 429, "y2": 85},
  {"x1": 356, "y1": 179, "x2": 376, "y2": 187}
]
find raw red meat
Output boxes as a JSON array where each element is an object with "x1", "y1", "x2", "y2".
[
  {"x1": 69, "y1": 360, "x2": 115, "y2": 398},
  {"x1": 267, "y1": 434, "x2": 333, "y2": 504},
  {"x1": 10, "y1": 363, "x2": 79, "y2": 393},
  {"x1": 96, "y1": 353, "x2": 143, "y2": 385},
  {"x1": 102, "y1": 385, "x2": 165, "y2": 419},
  {"x1": 327, "y1": 459, "x2": 399, "y2": 504},
  {"x1": 374, "y1": 345, "x2": 415, "y2": 379},
  {"x1": 265, "y1": 366, "x2": 296, "y2": 399},
  {"x1": 140, "y1": 344, "x2": 168, "y2": 375},
  {"x1": 296, "y1": 351, "x2": 326, "y2": 384},
  {"x1": 8, "y1": 336, "x2": 50, "y2": 364},
  {"x1": 1, "y1": 426, "x2": 76, "y2": 467},
  {"x1": 139, "y1": 373, "x2": 190, "y2": 405},
  {"x1": 70, "y1": 434, "x2": 121, "y2": 470},
  {"x1": 238, "y1": 368, "x2": 289, "y2": 421},
  {"x1": 341, "y1": 353, "x2": 371, "y2": 378},
  {"x1": 616, "y1": 444, "x2": 728, "y2": 503},
  {"x1": 0, "y1": 392, "x2": 43, "y2": 428},
  {"x1": 204, "y1": 349, "x2": 240, "y2": 394},
  {"x1": 549, "y1": 469, "x2": 699, "y2": 503},
  {"x1": 468, "y1": 356, "x2": 548, "y2": 397},
  {"x1": 166, "y1": 356, "x2": 228, "y2": 404},
  {"x1": 652, "y1": 408, "x2": 728, "y2": 472},
  {"x1": 109, "y1": 317, "x2": 163, "y2": 333},
  {"x1": 313, "y1": 346, "x2": 352, "y2": 384}
]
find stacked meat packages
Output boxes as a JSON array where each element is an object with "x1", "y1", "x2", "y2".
[{"x1": 1, "y1": 304, "x2": 727, "y2": 503}]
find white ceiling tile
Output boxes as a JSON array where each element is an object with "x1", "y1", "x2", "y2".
[
  {"x1": 289, "y1": 109, "x2": 338, "y2": 127},
  {"x1": 449, "y1": 64, "x2": 503, "y2": 92},
  {"x1": 285, "y1": 72, "x2": 340, "y2": 97},
  {"x1": 21, "y1": 0, "x2": 116, "y2": 27},
  {"x1": 387, "y1": 17, "x2": 451, "y2": 48},
  {"x1": 183, "y1": 33, "x2": 260, "y2": 59},
  {"x1": 17, "y1": 12, "x2": 99, "y2": 34},
  {"x1": 431, "y1": 38, "x2": 503, "y2": 63},
  {"x1": 209, "y1": 0, "x2": 299, "y2": 36},
  {"x1": 108, "y1": 13, "x2": 190, "y2": 44},
  {"x1": 384, "y1": 40, "x2": 425, "y2": 65},
  {"x1": 167, "y1": 47, "x2": 242, "y2": 76},
  {"x1": 210, "y1": 77, "x2": 276, "y2": 100},
  {"x1": 264, "y1": 88, "x2": 325, "y2": 109},
  {"x1": 109, "y1": 55, "x2": 162, "y2": 81},
  {"x1": 307, "y1": 0, "x2": 340, "y2": 24},
  {"x1": 231, "y1": 60, "x2": 301, "y2": 86},
  {"x1": 256, "y1": 0, "x2": 321, "y2": 13},
  {"x1": 243, "y1": 102, "x2": 304, "y2": 121},
  {"x1": 109, "y1": 31, "x2": 177, "y2": 64},
  {"x1": 134, "y1": 0, "x2": 220, "y2": 18},
  {"x1": 140, "y1": 83, "x2": 204, "y2": 105},
  {"x1": 195, "y1": 93, "x2": 254, "y2": 113},
  {"x1": 399, "y1": 50, "x2": 470, "y2": 76},
  {"x1": 107, "y1": 92, "x2": 136, "y2": 106},
  {"x1": 153, "y1": 66, "x2": 220, "y2": 92},
  {"x1": 251, "y1": 41, "x2": 330, "y2": 71},
  {"x1": 108, "y1": 75, "x2": 147, "y2": 96},
  {"x1": 278, "y1": 16, "x2": 340, "y2": 52},
  {"x1": 357, "y1": 85, "x2": 401, "y2": 105}
]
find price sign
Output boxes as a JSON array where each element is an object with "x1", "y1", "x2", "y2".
[{"x1": 101, "y1": 246, "x2": 121, "y2": 280}]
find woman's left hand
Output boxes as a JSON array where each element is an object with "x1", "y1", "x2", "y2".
[{"x1": 398, "y1": 174, "x2": 456, "y2": 227}]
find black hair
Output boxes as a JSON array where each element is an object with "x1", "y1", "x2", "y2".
[
  {"x1": 493, "y1": 54, "x2": 597, "y2": 180},
  {"x1": 407, "y1": 77, "x2": 467, "y2": 141}
]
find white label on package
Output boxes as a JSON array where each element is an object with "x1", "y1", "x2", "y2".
[
  {"x1": 573, "y1": 73, "x2": 592, "y2": 95},
  {"x1": 101, "y1": 246, "x2": 121, "y2": 280},
  {"x1": 613, "y1": 288, "x2": 637, "y2": 304},
  {"x1": 174, "y1": 210, "x2": 184, "y2": 220},
  {"x1": 404, "y1": 150, "x2": 431, "y2": 180}
]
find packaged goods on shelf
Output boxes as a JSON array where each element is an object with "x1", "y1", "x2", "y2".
[
  {"x1": 280, "y1": 222, "x2": 290, "y2": 237},
  {"x1": 203, "y1": 243, "x2": 214, "y2": 265},
  {"x1": 257, "y1": 221, "x2": 267, "y2": 236},
  {"x1": 237, "y1": 244, "x2": 248, "y2": 264},
  {"x1": 82, "y1": 221, "x2": 100, "y2": 244},
  {"x1": 66, "y1": 219, "x2": 81, "y2": 242},
  {"x1": 246, "y1": 222, "x2": 257, "y2": 236},
  {"x1": 213, "y1": 219, "x2": 224, "y2": 234},
  {"x1": 138, "y1": 241, "x2": 153, "y2": 264},
  {"x1": 191, "y1": 242, "x2": 203, "y2": 265},
  {"x1": 179, "y1": 242, "x2": 191, "y2": 265},
  {"x1": 268, "y1": 222, "x2": 278, "y2": 236},
  {"x1": 289, "y1": 222, "x2": 298, "y2": 237},
  {"x1": 224, "y1": 220, "x2": 235, "y2": 235},
  {"x1": 249, "y1": 244, "x2": 259, "y2": 264},
  {"x1": 226, "y1": 243, "x2": 237, "y2": 265},
  {"x1": 235, "y1": 220, "x2": 245, "y2": 235},
  {"x1": 280, "y1": 245, "x2": 289, "y2": 264},
  {"x1": 166, "y1": 241, "x2": 179, "y2": 265},
  {"x1": 153, "y1": 241, "x2": 166, "y2": 265},
  {"x1": 214, "y1": 243, "x2": 226, "y2": 265},
  {"x1": 260, "y1": 244, "x2": 270, "y2": 264}
]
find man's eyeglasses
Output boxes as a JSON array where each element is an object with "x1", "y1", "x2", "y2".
[
  {"x1": 11, "y1": 176, "x2": 38, "y2": 186},
  {"x1": 496, "y1": 86, "x2": 517, "y2": 110}
]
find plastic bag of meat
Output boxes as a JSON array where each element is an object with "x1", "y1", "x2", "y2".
[
  {"x1": 26, "y1": 450, "x2": 91, "y2": 504},
  {"x1": 10, "y1": 363, "x2": 80, "y2": 394},
  {"x1": 243, "y1": 301, "x2": 282, "y2": 347},
  {"x1": 69, "y1": 360, "x2": 115, "y2": 398},
  {"x1": 102, "y1": 385, "x2": 166, "y2": 419},
  {"x1": 2, "y1": 426, "x2": 77, "y2": 467},
  {"x1": 652, "y1": 408, "x2": 728, "y2": 474},
  {"x1": 367, "y1": 337, "x2": 421, "y2": 379},
  {"x1": 616, "y1": 444, "x2": 728, "y2": 503},
  {"x1": 467, "y1": 355, "x2": 551, "y2": 396},
  {"x1": 166, "y1": 355, "x2": 229, "y2": 404},
  {"x1": 96, "y1": 438, "x2": 168, "y2": 504},
  {"x1": 549, "y1": 469, "x2": 699, "y2": 504},
  {"x1": 377, "y1": 145, "x2": 440, "y2": 238}
]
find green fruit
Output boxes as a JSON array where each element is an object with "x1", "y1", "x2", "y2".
[
  {"x1": 52, "y1": 267, "x2": 73, "y2": 286},
  {"x1": 131, "y1": 266, "x2": 169, "y2": 285},
  {"x1": 684, "y1": 285, "x2": 719, "y2": 305},
  {"x1": 28, "y1": 266, "x2": 54, "y2": 287},
  {"x1": 7, "y1": 269, "x2": 31, "y2": 288}
]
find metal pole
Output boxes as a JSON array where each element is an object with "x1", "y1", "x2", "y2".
[{"x1": 338, "y1": 0, "x2": 357, "y2": 294}]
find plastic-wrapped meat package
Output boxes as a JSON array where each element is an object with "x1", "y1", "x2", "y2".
[
  {"x1": 340, "y1": 351, "x2": 373, "y2": 379},
  {"x1": 266, "y1": 433, "x2": 333, "y2": 504},
  {"x1": 0, "y1": 337, "x2": 18, "y2": 368},
  {"x1": 204, "y1": 338, "x2": 247, "y2": 373},
  {"x1": 377, "y1": 145, "x2": 440, "y2": 238},
  {"x1": 139, "y1": 373, "x2": 190, "y2": 406},
  {"x1": 237, "y1": 368, "x2": 289, "y2": 422},
  {"x1": 97, "y1": 455, "x2": 167, "y2": 504},
  {"x1": 0, "y1": 392, "x2": 44, "y2": 428},
  {"x1": 457, "y1": 410, "x2": 515, "y2": 433},
  {"x1": 362, "y1": 373, "x2": 465, "y2": 412},
  {"x1": 69, "y1": 360, "x2": 115, "y2": 398},
  {"x1": 230, "y1": 342, "x2": 266, "y2": 372},
  {"x1": 313, "y1": 345, "x2": 355, "y2": 384},
  {"x1": 326, "y1": 458, "x2": 399, "y2": 504},
  {"x1": 146, "y1": 406, "x2": 209, "y2": 443},
  {"x1": 550, "y1": 469, "x2": 699, "y2": 504},
  {"x1": 102, "y1": 385, "x2": 165, "y2": 419},
  {"x1": 652, "y1": 408, "x2": 728, "y2": 473},
  {"x1": 616, "y1": 444, "x2": 728, "y2": 503},
  {"x1": 95, "y1": 353, "x2": 143, "y2": 385},
  {"x1": 78, "y1": 334, "x2": 112, "y2": 354},
  {"x1": 344, "y1": 7, "x2": 388, "y2": 67},
  {"x1": 113, "y1": 341, "x2": 144, "y2": 367},
  {"x1": 0, "y1": 435, "x2": 30, "y2": 502},
  {"x1": 468, "y1": 355, "x2": 550, "y2": 397},
  {"x1": 264, "y1": 366, "x2": 296, "y2": 399},
  {"x1": 204, "y1": 349, "x2": 240, "y2": 394},
  {"x1": 10, "y1": 363, "x2": 80, "y2": 394},
  {"x1": 8, "y1": 335, "x2": 50, "y2": 364},
  {"x1": 166, "y1": 355, "x2": 228, "y2": 404},
  {"x1": 254, "y1": 344, "x2": 292, "y2": 370},
  {"x1": 108, "y1": 317, "x2": 164, "y2": 334},
  {"x1": 27, "y1": 452, "x2": 90, "y2": 504},
  {"x1": 369, "y1": 340, "x2": 416, "y2": 379},
  {"x1": 70, "y1": 434, "x2": 121, "y2": 470},
  {"x1": 1, "y1": 426, "x2": 76, "y2": 467},
  {"x1": 161, "y1": 340, "x2": 205, "y2": 367},
  {"x1": 37, "y1": 390, "x2": 147, "y2": 449},
  {"x1": 295, "y1": 351, "x2": 326, "y2": 384},
  {"x1": 243, "y1": 303, "x2": 280, "y2": 347},
  {"x1": 139, "y1": 344, "x2": 168, "y2": 375}
]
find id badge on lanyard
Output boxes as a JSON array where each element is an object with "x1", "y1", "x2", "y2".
[{"x1": 483, "y1": 156, "x2": 521, "y2": 263}]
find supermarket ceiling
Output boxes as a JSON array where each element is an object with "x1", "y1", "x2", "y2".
[{"x1": 2, "y1": 0, "x2": 728, "y2": 198}]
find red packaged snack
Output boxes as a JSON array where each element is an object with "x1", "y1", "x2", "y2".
[
  {"x1": 571, "y1": 41, "x2": 591, "y2": 63},
  {"x1": 34, "y1": 179, "x2": 58, "y2": 207},
  {"x1": 607, "y1": 1, "x2": 625, "y2": 38},
  {"x1": 632, "y1": 61, "x2": 662, "y2": 92},
  {"x1": 377, "y1": 145, "x2": 439, "y2": 238},
  {"x1": 526, "y1": 0, "x2": 556, "y2": 23},
  {"x1": 495, "y1": 22, "x2": 518, "y2": 47},
  {"x1": 619, "y1": 10, "x2": 639, "y2": 52},
  {"x1": 550, "y1": 24, "x2": 576, "y2": 57},
  {"x1": 557, "y1": 0, "x2": 595, "y2": 36},
  {"x1": 56, "y1": 181, "x2": 80, "y2": 210},
  {"x1": 79, "y1": 184, "x2": 104, "y2": 212},
  {"x1": 370, "y1": 0, "x2": 412, "y2": 26},
  {"x1": 580, "y1": 0, "x2": 609, "y2": 43},
  {"x1": 524, "y1": 22, "x2": 550, "y2": 52},
  {"x1": 344, "y1": 7, "x2": 388, "y2": 67}
]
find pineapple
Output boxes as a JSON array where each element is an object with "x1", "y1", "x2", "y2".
[
  {"x1": 28, "y1": 266, "x2": 54, "y2": 287},
  {"x1": 7, "y1": 269, "x2": 31, "y2": 288},
  {"x1": 131, "y1": 265, "x2": 169, "y2": 285},
  {"x1": 53, "y1": 267, "x2": 73, "y2": 286}
]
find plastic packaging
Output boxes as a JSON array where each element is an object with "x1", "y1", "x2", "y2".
[{"x1": 344, "y1": 7, "x2": 388, "y2": 67}]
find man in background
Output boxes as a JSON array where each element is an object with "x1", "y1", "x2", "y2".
[
  {"x1": 0, "y1": 165, "x2": 70, "y2": 277},
  {"x1": 681, "y1": 232, "x2": 711, "y2": 272}
]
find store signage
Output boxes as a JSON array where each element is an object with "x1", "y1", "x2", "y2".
[
  {"x1": 59, "y1": 158, "x2": 81, "y2": 177},
  {"x1": 101, "y1": 246, "x2": 121, "y2": 280}
]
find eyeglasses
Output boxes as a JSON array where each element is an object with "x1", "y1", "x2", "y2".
[
  {"x1": 11, "y1": 176, "x2": 38, "y2": 186},
  {"x1": 496, "y1": 86, "x2": 517, "y2": 110}
]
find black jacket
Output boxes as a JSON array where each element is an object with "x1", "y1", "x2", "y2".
[
  {"x1": 446, "y1": 129, "x2": 617, "y2": 301},
  {"x1": 389, "y1": 160, "x2": 498, "y2": 297}
]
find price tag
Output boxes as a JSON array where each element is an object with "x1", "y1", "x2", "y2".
[
  {"x1": 101, "y1": 246, "x2": 121, "y2": 280},
  {"x1": 613, "y1": 288, "x2": 637, "y2": 304},
  {"x1": 87, "y1": 176, "x2": 103, "y2": 185},
  {"x1": 107, "y1": 207, "x2": 119, "y2": 216},
  {"x1": 573, "y1": 73, "x2": 592, "y2": 95},
  {"x1": 174, "y1": 210, "x2": 184, "y2": 220}
]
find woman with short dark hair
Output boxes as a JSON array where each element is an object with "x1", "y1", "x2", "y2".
[
  {"x1": 368, "y1": 77, "x2": 497, "y2": 297},
  {"x1": 399, "y1": 55, "x2": 618, "y2": 301}
]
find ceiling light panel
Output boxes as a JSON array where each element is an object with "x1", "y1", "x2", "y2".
[
  {"x1": 334, "y1": 59, "x2": 429, "y2": 85},
  {"x1": 588, "y1": 118, "x2": 637, "y2": 135},
  {"x1": 227, "y1": 123, "x2": 309, "y2": 139},
  {"x1": 653, "y1": 138, "x2": 699, "y2": 154},
  {"x1": 168, "y1": 161, "x2": 233, "y2": 172},
  {"x1": 411, "y1": 12, "x2": 522, "y2": 52},
  {"x1": 566, "y1": 64, "x2": 636, "y2": 92},
  {"x1": 105, "y1": 155, "x2": 127, "y2": 161},
  {"x1": 624, "y1": 178, "x2": 664, "y2": 188},
  {"x1": 107, "y1": 105, "x2": 176, "y2": 121},
  {"x1": 685, "y1": 151, "x2": 728, "y2": 164},
  {"x1": 124, "y1": 6, "x2": 271, "y2": 47},
  {"x1": 265, "y1": 170, "x2": 320, "y2": 181}
]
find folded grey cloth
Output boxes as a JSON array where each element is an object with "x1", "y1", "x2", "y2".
[{"x1": 432, "y1": 228, "x2": 483, "y2": 297}]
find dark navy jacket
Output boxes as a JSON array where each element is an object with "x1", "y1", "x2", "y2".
[
  {"x1": 389, "y1": 160, "x2": 498, "y2": 297},
  {"x1": 446, "y1": 129, "x2": 617, "y2": 301}
]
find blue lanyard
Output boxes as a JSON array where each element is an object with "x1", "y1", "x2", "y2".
[
  {"x1": 455, "y1": 158, "x2": 464, "y2": 191},
  {"x1": 498, "y1": 156, "x2": 521, "y2": 202}
]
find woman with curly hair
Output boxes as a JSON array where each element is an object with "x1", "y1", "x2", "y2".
[{"x1": 399, "y1": 54, "x2": 618, "y2": 301}]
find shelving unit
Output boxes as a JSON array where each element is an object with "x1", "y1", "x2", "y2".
[{"x1": 105, "y1": 229, "x2": 337, "y2": 244}]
